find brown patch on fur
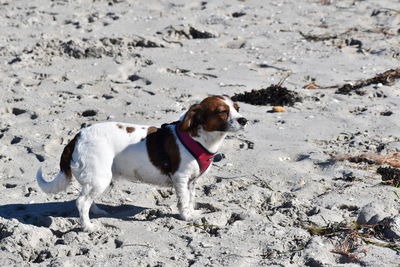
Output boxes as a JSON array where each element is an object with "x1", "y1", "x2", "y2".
[
  {"x1": 179, "y1": 104, "x2": 203, "y2": 137},
  {"x1": 59, "y1": 133, "x2": 80, "y2": 178},
  {"x1": 147, "y1": 126, "x2": 158, "y2": 135},
  {"x1": 117, "y1": 124, "x2": 124, "y2": 129},
  {"x1": 233, "y1": 103, "x2": 240, "y2": 112},
  {"x1": 179, "y1": 96, "x2": 230, "y2": 135},
  {"x1": 146, "y1": 127, "x2": 181, "y2": 175},
  {"x1": 126, "y1": 126, "x2": 135, "y2": 133}
]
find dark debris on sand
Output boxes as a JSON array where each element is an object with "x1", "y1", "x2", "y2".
[
  {"x1": 231, "y1": 85, "x2": 302, "y2": 106},
  {"x1": 377, "y1": 166, "x2": 400, "y2": 184},
  {"x1": 336, "y1": 68, "x2": 400, "y2": 95}
]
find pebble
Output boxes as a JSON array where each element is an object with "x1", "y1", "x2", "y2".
[
  {"x1": 81, "y1": 110, "x2": 98, "y2": 117},
  {"x1": 272, "y1": 106, "x2": 286, "y2": 113},
  {"x1": 11, "y1": 136, "x2": 22, "y2": 144},
  {"x1": 12, "y1": 108, "x2": 27, "y2": 116}
]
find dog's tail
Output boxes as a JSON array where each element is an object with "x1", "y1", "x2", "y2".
[{"x1": 36, "y1": 133, "x2": 80, "y2": 194}]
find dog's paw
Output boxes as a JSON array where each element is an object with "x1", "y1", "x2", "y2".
[
  {"x1": 180, "y1": 209, "x2": 203, "y2": 221},
  {"x1": 179, "y1": 210, "x2": 193, "y2": 221},
  {"x1": 82, "y1": 222, "x2": 97, "y2": 232}
]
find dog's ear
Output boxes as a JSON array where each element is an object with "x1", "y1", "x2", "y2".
[{"x1": 179, "y1": 104, "x2": 203, "y2": 136}]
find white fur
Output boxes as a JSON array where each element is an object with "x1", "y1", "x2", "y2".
[
  {"x1": 36, "y1": 96, "x2": 246, "y2": 231},
  {"x1": 36, "y1": 168, "x2": 71, "y2": 194}
]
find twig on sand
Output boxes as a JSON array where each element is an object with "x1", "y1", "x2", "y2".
[
  {"x1": 214, "y1": 175, "x2": 246, "y2": 180},
  {"x1": 299, "y1": 28, "x2": 356, "y2": 42},
  {"x1": 333, "y1": 153, "x2": 400, "y2": 168},
  {"x1": 361, "y1": 237, "x2": 400, "y2": 252},
  {"x1": 331, "y1": 232, "x2": 366, "y2": 260},
  {"x1": 303, "y1": 68, "x2": 400, "y2": 94},
  {"x1": 394, "y1": 188, "x2": 400, "y2": 199},
  {"x1": 121, "y1": 243, "x2": 153, "y2": 248},
  {"x1": 303, "y1": 82, "x2": 339, "y2": 90},
  {"x1": 277, "y1": 70, "x2": 292, "y2": 87},
  {"x1": 333, "y1": 153, "x2": 400, "y2": 187},
  {"x1": 375, "y1": 8, "x2": 400, "y2": 14},
  {"x1": 183, "y1": 224, "x2": 219, "y2": 228},
  {"x1": 162, "y1": 37, "x2": 183, "y2": 47},
  {"x1": 252, "y1": 174, "x2": 274, "y2": 191},
  {"x1": 336, "y1": 68, "x2": 400, "y2": 95}
]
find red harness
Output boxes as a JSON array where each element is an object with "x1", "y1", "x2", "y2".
[{"x1": 175, "y1": 124, "x2": 215, "y2": 176}]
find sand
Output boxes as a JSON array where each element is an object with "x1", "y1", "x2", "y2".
[{"x1": 0, "y1": 0, "x2": 399, "y2": 266}]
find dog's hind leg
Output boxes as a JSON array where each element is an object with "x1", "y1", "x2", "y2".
[
  {"x1": 72, "y1": 138, "x2": 115, "y2": 231},
  {"x1": 76, "y1": 173, "x2": 112, "y2": 231},
  {"x1": 74, "y1": 149, "x2": 113, "y2": 231},
  {"x1": 76, "y1": 184, "x2": 95, "y2": 232}
]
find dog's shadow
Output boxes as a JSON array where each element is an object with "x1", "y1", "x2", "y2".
[{"x1": 0, "y1": 200, "x2": 147, "y2": 228}]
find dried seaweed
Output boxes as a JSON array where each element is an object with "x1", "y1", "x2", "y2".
[
  {"x1": 304, "y1": 221, "x2": 400, "y2": 258},
  {"x1": 333, "y1": 153, "x2": 400, "y2": 168},
  {"x1": 231, "y1": 85, "x2": 302, "y2": 106},
  {"x1": 303, "y1": 68, "x2": 400, "y2": 95},
  {"x1": 331, "y1": 232, "x2": 365, "y2": 260},
  {"x1": 336, "y1": 68, "x2": 400, "y2": 95},
  {"x1": 377, "y1": 166, "x2": 400, "y2": 186}
]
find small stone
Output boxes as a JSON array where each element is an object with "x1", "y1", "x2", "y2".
[
  {"x1": 8, "y1": 57, "x2": 22, "y2": 64},
  {"x1": 232, "y1": 11, "x2": 246, "y2": 18},
  {"x1": 34, "y1": 154, "x2": 45, "y2": 162},
  {"x1": 4, "y1": 183, "x2": 17, "y2": 189},
  {"x1": 81, "y1": 110, "x2": 97, "y2": 117},
  {"x1": 30, "y1": 113, "x2": 39, "y2": 120},
  {"x1": 12, "y1": 108, "x2": 27, "y2": 116},
  {"x1": 102, "y1": 94, "x2": 114, "y2": 100},
  {"x1": 11, "y1": 136, "x2": 22, "y2": 144},
  {"x1": 213, "y1": 153, "x2": 225, "y2": 162},
  {"x1": 115, "y1": 239, "x2": 123, "y2": 248},
  {"x1": 272, "y1": 106, "x2": 286, "y2": 113},
  {"x1": 380, "y1": 111, "x2": 393, "y2": 116}
]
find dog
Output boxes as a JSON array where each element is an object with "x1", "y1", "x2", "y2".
[{"x1": 36, "y1": 95, "x2": 247, "y2": 231}]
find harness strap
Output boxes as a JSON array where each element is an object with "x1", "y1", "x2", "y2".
[{"x1": 175, "y1": 123, "x2": 215, "y2": 176}]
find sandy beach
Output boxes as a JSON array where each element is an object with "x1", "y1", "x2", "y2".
[{"x1": 0, "y1": 0, "x2": 399, "y2": 266}]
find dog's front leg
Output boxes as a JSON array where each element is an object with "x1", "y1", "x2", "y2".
[
  {"x1": 173, "y1": 179, "x2": 192, "y2": 221},
  {"x1": 188, "y1": 181, "x2": 196, "y2": 212}
]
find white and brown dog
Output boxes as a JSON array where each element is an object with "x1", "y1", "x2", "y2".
[{"x1": 36, "y1": 95, "x2": 247, "y2": 231}]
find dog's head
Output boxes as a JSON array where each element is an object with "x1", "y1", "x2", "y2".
[{"x1": 179, "y1": 95, "x2": 247, "y2": 136}]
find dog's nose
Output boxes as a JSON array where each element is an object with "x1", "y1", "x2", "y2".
[{"x1": 237, "y1": 117, "x2": 248, "y2": 126}]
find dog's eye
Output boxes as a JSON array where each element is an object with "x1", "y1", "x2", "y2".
[
  {"x1": 216, "y1": 110, "x2": 228, "y2": 115},
  {"x1": 234, "y1": 103, "x2": 240, "y2": 112}
]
